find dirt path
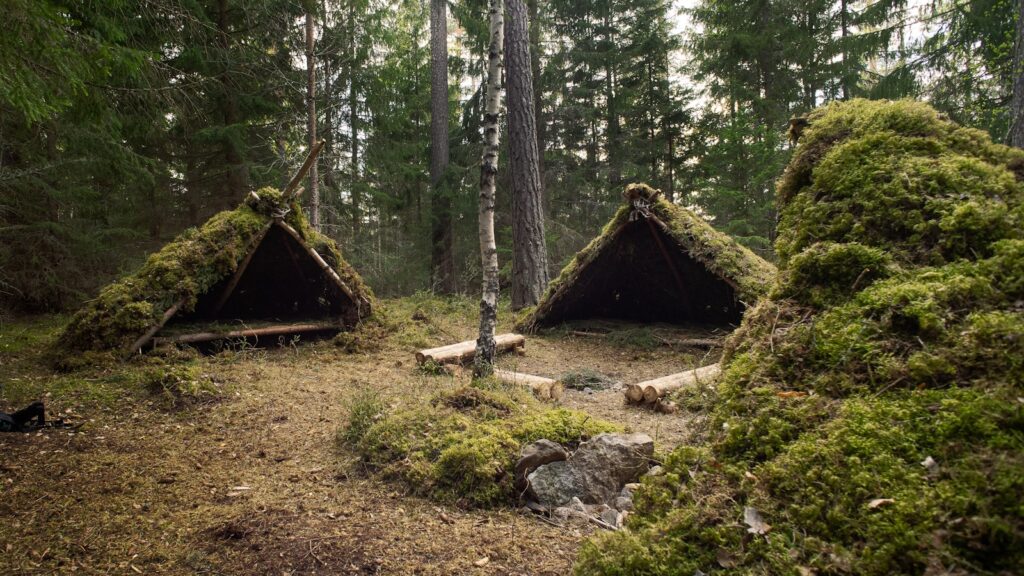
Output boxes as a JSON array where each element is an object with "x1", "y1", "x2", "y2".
[{"x1": 0, "y1": 303, "x2": 721, "y2": 574}]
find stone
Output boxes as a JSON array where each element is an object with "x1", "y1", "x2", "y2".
[
  {"x1": 514, "y1": 439, "x2": 568, "y2": 490},
  {"x1": 527, "y1": 461, "x2": 583, "y2": 508},
  {"x1": 571, "y1": 433, "x2": 654, "y2": 503},
  {"x1": 600, "y1": 508, "x2": 620, "y2": 527},
  {"x1": 613, "y1": 496, "x2": 634, "y2": 511}
]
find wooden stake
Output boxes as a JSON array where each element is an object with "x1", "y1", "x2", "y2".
[{"x1": 283, "y1": 139, "x2": 326, "y2": 200}]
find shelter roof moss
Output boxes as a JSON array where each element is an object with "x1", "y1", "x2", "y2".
[
  {"x1": 56, "y1": 187, "x2": 375, "y2": 355},
  {"x1": 576, "y1": 100, "x2": 1024, "y2": 575},
  {"x1": 518, "y1": 183, "x2": 776, "y2": 332}
]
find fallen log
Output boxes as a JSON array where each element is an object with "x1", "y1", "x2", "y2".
[
  {"x1": 415, "y1": 333, "x2": 525, "y2": 365},
  {"x1": 494, "y1": 369, "x2": 564, "y2": 401},
  {"x1": 152, "y1": 322, "x2": 340, "y2": 345},
  {"x1": 637, "y1": 363, "x2": 722, "y2": 404}
]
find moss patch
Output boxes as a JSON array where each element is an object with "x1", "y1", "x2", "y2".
[
  {"x1": 576, "y1": 100, "x2": 1024, "y2": 575},
  {"x1": 342, "y1": 380, "x2": 621, "y2": 508}
]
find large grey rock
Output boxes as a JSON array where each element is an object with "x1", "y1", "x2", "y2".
[
  {"x1": 514, "y1": 439, "x2": 568, "y2": 490},
  {"x1": 526, "y1": 461, "x2": 582, "y2": 508},
  {"x1": 524, "y1": 433, "x2": 654, "y2": 508},
  {"x1": 572, "y1": 433, "x2": 654, "y2": 503}
]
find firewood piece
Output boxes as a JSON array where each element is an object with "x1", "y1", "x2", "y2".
[
  {"x1": 152, "y1": 322, "x2": 340, "y2": 345},
  {"x1": 493, "y1": 369, "x2": 564, "y2": 401},
  {"x1": 415, "y1": 333, "x2": 525, "y2": 365},
  {"x1": 625, "y1": 384, "x2": 645, "y2": 404},
  {"x1": 638, "y1": 363, "x2": 722, "y2": 404}
]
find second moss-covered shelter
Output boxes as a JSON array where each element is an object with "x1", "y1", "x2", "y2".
[
  {"x1": 57, "y1": 187, "x2": 374, "y2": 356},
  {"x1": 518, "y1": 183, "x2": 776, "y2": 332}
]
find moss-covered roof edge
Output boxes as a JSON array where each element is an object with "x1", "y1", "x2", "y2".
[{"x1": 516, "y1": 183, "x2": 776, "y2": 332}]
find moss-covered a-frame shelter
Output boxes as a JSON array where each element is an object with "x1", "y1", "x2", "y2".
[
  {"x1": 57, "y1": 187, "x2": 374, "y2": 356},
  {"x1": 518, "y1": 184, "x2": 775, "y2": 332}
]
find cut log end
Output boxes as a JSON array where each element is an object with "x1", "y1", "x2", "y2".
[{"x1": 627, "y1": 363, "x2": 723, "y2": 408}]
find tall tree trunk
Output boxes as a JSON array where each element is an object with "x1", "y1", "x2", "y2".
[
  {"x1": 322, "y1": 0, "x2": 336, "y2": 197},
  {"x1": 475, "y1": 0, "x2": 505, "y2": 378},
  {"x1": 430, "y1": 0, "x2": 456, "y2": 293},
  {"x1": 305, "y1": 10, "x2": 320, "y2": 230},
  {"x1": 1009, "y1": 0, "x2": 1024, "y2": 148},
  {"x1": 840, "y1": 0, "x2": 850, "y2": 100},
  {"x1": 349, "y1": 3, "x2": 360, "y2": 236},
  {"x1": 528, "y1": 0, "x2": 545, "y2": 183},
  {"x1": 506, "y1": 0, "x2": 549, "y2": 310},
  {"x1": 665, "y1": 128, "x2": 674, "y2": 203},
  {"x1": 217, "y1": 0, "x2": 248, "y2": 207}
]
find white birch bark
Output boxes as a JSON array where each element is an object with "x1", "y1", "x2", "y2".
[{"x1": 474, "y1": 0, "x2": 505, "y2": 377}]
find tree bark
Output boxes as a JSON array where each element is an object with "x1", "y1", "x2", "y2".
[
  {"x1": 305, "y1": 11, "x2": 320, "y2": 230},
  {"x1": 506, "y1": 0, "x2": 549, "y2": 310},
  {"x1": 349, "y1": 2, "x2": 360, "y2": 236},
  {"x1": 527, "y1": 0, "x2": 544, "y2": 182},
  {"x1": 430, "y1": 0, "x2": 456, "y2": 293},
  {"x1": 217, "y1": 0, "x2": 248, "y2": 207},
  {"x1": 1010, "y1": 0, "x2": 1024, "y2": 148},
  {"x1": 475, "y1": 0, "x2": 505, "y2": 378}
]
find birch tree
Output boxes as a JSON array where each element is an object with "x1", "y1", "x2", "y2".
[{"x1": 474, "y1": 0, "x2": 505, "y2": 377}]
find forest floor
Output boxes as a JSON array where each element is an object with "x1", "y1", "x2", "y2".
[{"x1": 0, "y1": 295, "x2": 724, "y2": 575}]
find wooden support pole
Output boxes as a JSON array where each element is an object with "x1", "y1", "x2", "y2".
[
  {"x1": 211, "y1": 222, "x2": 275, "y2": 316},
  {"x1": 416, "y1": 333, "x2": 526, "y2": 365},
  {"x1": 283, "y1": 139, "x2": 326, "y2": 200},
  {"x1": 494, "y1": 369, "x2": 564, "y2": 401},
  {"x1": 274, "y1": 221, "x2": 364, "y2": 314},
  {"x1": 152, "y1": 322, "x2": 340, "y2": 346},
  {"x1": 124, "y1": 298, "x2": 187, "y2": 357}
]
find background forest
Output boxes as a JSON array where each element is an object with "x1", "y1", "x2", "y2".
[{"x1": 1, "y1": 0, "x2": 1018, "y2": 313}]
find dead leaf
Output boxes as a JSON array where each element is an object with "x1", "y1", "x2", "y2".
[
  {"x1": 716, "y1": 548, "x2": 737, "y2": 568},
  {"x1": 743, "y1": 507, "x2": 771, "y2": 534},
  {"x1": 776, "y1": 390, "x2": 808, "y2": 399},
  {"x1": 743, "y1": 471, "x2": 758, "y2": 482},
  {"x1": 474, "y1": 557, "x2": 490, "y2": 567},
  {"x1": 868, "y1": 498, "x2": 895, "y2": 509}
]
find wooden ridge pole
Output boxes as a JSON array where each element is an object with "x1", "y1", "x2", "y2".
[{"x1": 283, "y1": 139, "x2": 326, "y2": 200}]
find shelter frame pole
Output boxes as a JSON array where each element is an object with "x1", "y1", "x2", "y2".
[
  {"x1": 211, "y1": 222, "x2": 275, "y2": 316},
  {"x1": 273, "y1": 221, "x2": 363, "y2": 315},
  {"x1": 124, "y1": 298, "x2": 186, "y2": 357}
]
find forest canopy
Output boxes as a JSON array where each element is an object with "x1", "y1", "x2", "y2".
[{"x1": 1, "y1": 0, "x2": 1020, "y2": 313}]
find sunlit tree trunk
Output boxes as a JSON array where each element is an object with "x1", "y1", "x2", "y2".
[
  {"x1": 506, "y1": 0, "x2": 549, "y2": 310},
  {"x1": 305, "y1": 10, "x2": 320, "y2": 230},
  {"x1": 430, "y1": 0, "x2": 456, "y2": 293},
  {"x1": 475, "y1": 0, "x2": 505, "y2": 377}
]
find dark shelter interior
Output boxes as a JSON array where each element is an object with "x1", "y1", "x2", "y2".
[
  {"x1": 172, "y1": 224, "x2": 357, "y2": 326},
  {"x1": 539, "y1": 219, "x2": 745, "y2": 327}
]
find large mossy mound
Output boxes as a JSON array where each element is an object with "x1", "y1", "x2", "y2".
[
  {"x1": 56, "y1": 188, "x2": 374, "y2": 356},
  {"x1": 576, "y1": 100, "x2": 1024, "y2": 575},
  {"x1": 343, "y1": 381, "x2": 621, "y2": 508}
]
